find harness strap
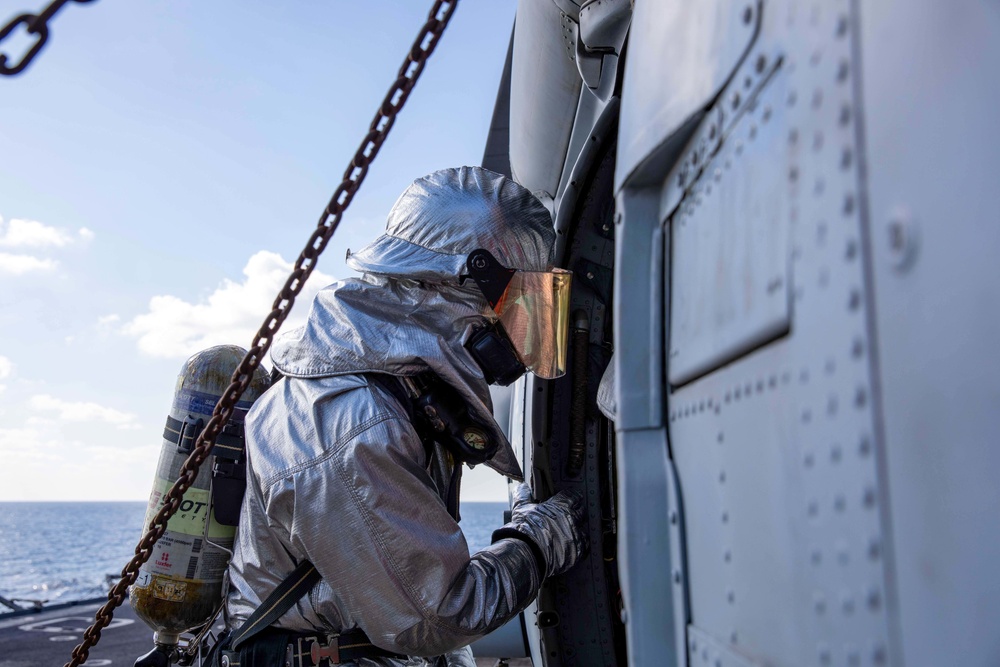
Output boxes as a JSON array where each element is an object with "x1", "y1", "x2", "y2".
[{"x1": 229, "y1": 561, "x2": 321, "y2": 651}]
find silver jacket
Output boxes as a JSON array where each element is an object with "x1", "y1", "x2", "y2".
[{"x1": 225, "y1": 277, "x2": 542, "y2": 663}]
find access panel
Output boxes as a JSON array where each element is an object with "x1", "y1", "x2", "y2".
[{"x1": 668, "y1": 67, "x2": 792, "y2": 387}]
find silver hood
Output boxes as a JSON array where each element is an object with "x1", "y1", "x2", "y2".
[{"x1": 271, "y1": 274, "x2": 521, "y2": 479}]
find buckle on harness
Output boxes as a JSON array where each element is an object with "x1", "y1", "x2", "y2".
[{"x1": 308, "y1": 635, "x2": 339, "y2": 665}]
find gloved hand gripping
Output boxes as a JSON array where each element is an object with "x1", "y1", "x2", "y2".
[{"x1": 491, "y1": 483, "x2": 588, "y2": 579}]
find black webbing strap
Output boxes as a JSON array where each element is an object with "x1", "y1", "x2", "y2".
[
  {"x1": 162, "y1": 415, "x2": 203, "y2": 454},
  {"x1": 211, "y1": 419, "x2": 248, "y2": 459},
  {"x1": 229, "y1": 560, "x2": 321, "y2": 651},
  {"x1": 163, "y1": 414, "x2": 246, "y2": 458}
]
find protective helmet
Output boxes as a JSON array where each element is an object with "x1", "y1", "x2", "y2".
[{"x1": 346, "y1": 166, "x2": 556, "y2": 282}]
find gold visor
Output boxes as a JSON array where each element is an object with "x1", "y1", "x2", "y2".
[{"x1": 489, "y1": 268, "x2": 572, "y2": 379}]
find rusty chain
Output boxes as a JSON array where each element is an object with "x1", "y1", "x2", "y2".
[
  {"x1": 0, "y1": 0, "x2": 98, "y2": 76},
  {"x1": 65, "y1": 1, "x2": 460, "y2": 664}
]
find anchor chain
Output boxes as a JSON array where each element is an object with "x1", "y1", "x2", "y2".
[
  {"x1": 64, "y1": 1, "x2": 460, "y2": 664},
  {"x1": 0, "y1": 0, "x2": 98, "y2": 76}
]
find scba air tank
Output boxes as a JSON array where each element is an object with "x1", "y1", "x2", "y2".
[{"x1": 130, "y1": 345, "x2": 269, "y2": 647}]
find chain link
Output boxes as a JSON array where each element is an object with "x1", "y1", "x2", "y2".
[
  {"x1": 0, "y1": 0, "x2": 97, "y2": 76},
  {"x1": 64, "y1": 1, "x2": 459, "y2": 664}
]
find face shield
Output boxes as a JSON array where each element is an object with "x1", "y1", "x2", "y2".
[{"x1": 466, "y1": 249, "x2": 571, "y2": 380}]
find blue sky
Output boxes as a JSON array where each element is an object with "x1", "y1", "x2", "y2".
[{"x1": 0, "y1": 1, "x2": 517, "y2": 501}]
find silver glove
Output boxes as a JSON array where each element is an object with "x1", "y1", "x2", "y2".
[{"x1": 492, "y1": 482, "x2": 588, "y2": 579}]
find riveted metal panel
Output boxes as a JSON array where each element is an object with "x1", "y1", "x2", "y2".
[
  {"x1": 687, "y1": 625, "x2": 765, "y2": 667},
  {"x1": 668, "y1": 67, "x2": 791, "y2": 386},
  {"x1": 617, "y1": 1, "x2": 760, "y2": 190},
  {"x1": 661, "y1": 1, "x2": 894, "y2": 665},
  {"x1": 858, "y1": 1, "x2": 1000, "y2": 665},
  {"x1": 594, "y1": 0, "x2": 1000, "y2": 664}
]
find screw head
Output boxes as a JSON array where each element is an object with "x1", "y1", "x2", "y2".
[{"x1": 887, "y1": 208, "x2": 919, "y2": 271}]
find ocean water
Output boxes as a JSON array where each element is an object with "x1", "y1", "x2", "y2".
[{"x1": 0, "y1": 501, "x2": 507, "y2": 608}]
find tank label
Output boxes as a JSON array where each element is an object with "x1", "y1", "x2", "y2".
[
  {"x1": 146, "y1": 478, "x2": 232, "y2": 538},
  {"x1": 142, "y1": 478, "x2": 235, "y2": 582},
  {"x1": 173, "y1": 389, "x2": 253, "y2": 420}
]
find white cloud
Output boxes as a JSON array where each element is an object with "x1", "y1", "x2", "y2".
[
  {"x1": 0, "y1": 251, "x2": 57, "y2": 274},
  {"x1": 0, "y1": 216, "x2": 91, "y2": 248},
  {"x1": 28, "y1": 394, "x2": 140, "y2": 430},
  {"x1": 0, "y1": 215, "x2": 94, "y2": 275},
  {"x1": 122, "y1": 250, "x2": 334, "y2": 359}
]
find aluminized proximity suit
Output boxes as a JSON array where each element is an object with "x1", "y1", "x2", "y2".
[{"x1": 225, "y1": 167, "x2": 587, "y2": 666}]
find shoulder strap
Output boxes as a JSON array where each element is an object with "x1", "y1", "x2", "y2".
[{"x1": 229, "y1": 560, "x2": 321, "y2": 651}]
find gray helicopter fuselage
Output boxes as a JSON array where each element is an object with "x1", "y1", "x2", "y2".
[{"x1": 487, "y1": 2, "x2": 1000, "y2": 666}]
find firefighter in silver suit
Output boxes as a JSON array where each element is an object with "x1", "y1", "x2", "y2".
[{"x1": 224, "y1": 167, "x2": 587, "y2": 666}]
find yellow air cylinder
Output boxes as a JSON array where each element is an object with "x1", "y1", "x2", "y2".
[{"x1": 129, "y1": 345, "x2": 270, "y2": 647}]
